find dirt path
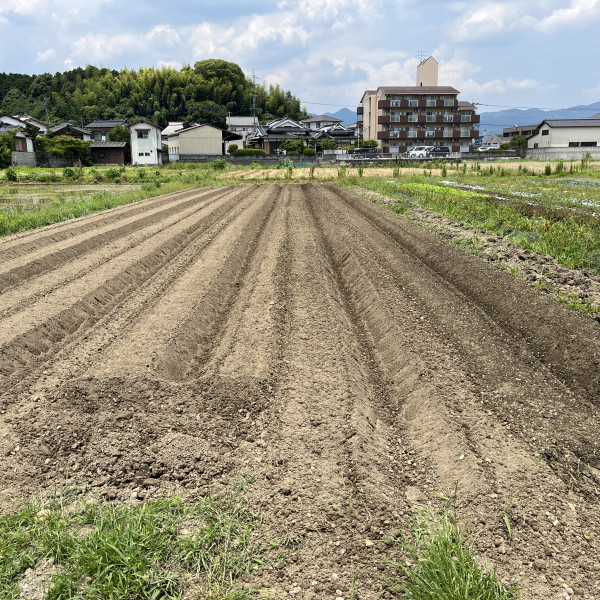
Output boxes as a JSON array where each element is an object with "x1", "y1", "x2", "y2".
[{"x1": 1, "y1": 183, "x2": 599, "y2": 599}]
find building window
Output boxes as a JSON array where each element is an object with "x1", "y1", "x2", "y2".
[
  {"x1": 569, "y1": 142, "x2": 580, "y2": 147},
  {"x1": 541, "y1": 129, "x2": 549, "y2": 136},
  {"x1": 137, "y1": 130, "x2": 149, "y2": 139},
  {"x1": 581, "y1": 141, "x2": 597, "y2": 147},
  {"x1": 534, "y1": 143, "x2": 539, "y2": 149}
]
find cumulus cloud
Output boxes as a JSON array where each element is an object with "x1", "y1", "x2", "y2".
[
  {"x1": 537, "y1": 0, "x2": 600, "y2": 30},
  {"x1": 35, "y1": 48, "x2": 56, "y2": 62}
]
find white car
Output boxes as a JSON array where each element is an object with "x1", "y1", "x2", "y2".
[{"x1": 407, "y1": 146, "x2": 433, "y2": 158}]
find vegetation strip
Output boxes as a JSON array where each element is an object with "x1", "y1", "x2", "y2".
[{"x1": 0, "y1": 494, "x2": 261, "y2": 600}]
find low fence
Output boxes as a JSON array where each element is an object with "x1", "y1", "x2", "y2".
[{"x1": 525, "y1": 147, "x2": 600, "y2": 161}]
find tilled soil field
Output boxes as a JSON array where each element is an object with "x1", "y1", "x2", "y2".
[{"x1": 1, "y1": 182, "x2": 600, "y2": 599}]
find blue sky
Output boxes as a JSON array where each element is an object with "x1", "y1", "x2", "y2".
[{"x1": 1, "y1": 0, "x2": 599, "y2": 115}]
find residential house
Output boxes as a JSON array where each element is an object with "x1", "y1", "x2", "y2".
[
  {"x1": 247, "y1": 117, "x2": 312, "y2": 154},
  {"x1": 312, "y1": 122, "x2": 357, "y2": 149},
  {"x1": 357, "y1": 56, "x2": 479, "y2": 153},
  {"x1": 300, "y1": 115, "x2": 343, "y2": 131},
  {"x1": 14, "y1": 115, "x2": 48, "y2": 134},
  {"x1": 48, "y1": 123, "x2": 92, "y2": 140},
  {"x1": 166, "y1": 124, "x2": 242, "y2": 161},
  {"x1": 86, "y1": 119, "x2": 127, "y2": 142},
  {"x1": 527, "y1": 119, "x2": 600, "y2": 150},
  {"x1": 502, "y1": 124, "x2": 540, "y2": 139},
  {"x1": 478, "y1": 134, "x2": 503, "y2": 150},
  {"x1": 129, "y1": 119, "x2": 163, "y2": 165},
  {"x1": 225, "y1": 115, "x2": 258, "y2": 148},
  {"x1": 0, "y1": 116, "x2": 36, "y2": 152},
  {"x1": 161, "y1": 122, "x2": 185, "y2": 146}
]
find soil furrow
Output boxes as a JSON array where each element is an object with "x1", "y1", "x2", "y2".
[
  {"x1": 328, "y1": 184, "x2": 600, "y2": 401},
  {"x1": 0, "y1": 186, "x2": 255, "y2": 381},
  {"x1": 0, "y1": 187, "x2": 234, "y2": 291},
  {"x1": 0, "y1": 186, "x2": 209, "y2": 258}
]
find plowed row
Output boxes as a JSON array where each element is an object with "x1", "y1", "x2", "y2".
[{"x1": 1, "y1": 183, "x2": 599, "y2": 599}]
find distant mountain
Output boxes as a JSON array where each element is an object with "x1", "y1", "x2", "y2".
[
  {"x1": 325, "y1": 107, "x2": 357, "y2": 125},
  {"x1": 478, "y1": 101, "x2": 600, "y2": 135}
]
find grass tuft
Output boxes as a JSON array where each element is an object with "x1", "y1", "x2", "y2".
[{"x1": 389, "y1": 511, "x2": 518, "y2": 600}]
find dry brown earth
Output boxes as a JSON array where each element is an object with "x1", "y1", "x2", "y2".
[{"x1": 1, "y1": 183, "x2": 599, "y2": 599}]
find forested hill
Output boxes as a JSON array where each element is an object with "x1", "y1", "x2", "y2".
[{"x1": 0, "y1": 59, "x2": 307, "y2": 129}]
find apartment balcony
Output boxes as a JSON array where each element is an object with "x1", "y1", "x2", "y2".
[
  {"x1": 417, "y1": 115, "x2": 427, "y2": 124},
  {"x1": 357, "y1": 106, "x2": 363, "y2": 115},
  {"x1": 378, "y1": 115, "x2": 390, "y2": 124},
  {"x1": 453, "y1": 115, "x2": 462, "y2": 124},
  {"x1": 388, "y1": 130, "x2": 408, "y2": 139},
  {"x1": 444, "y1": 99, "x2": 457, "y2": 107},
  {"x1": 415, "y1": 129, "x2": 426, "y2": 139},
  {"x1": 425, "y1": 131, "x2": 436, "y2": 138},
  {"x1": 426, "y1": 115, "x2": 436, "y2": 122},
  {"x1": 461, "y1": 115, "x2": 472, "y2": 122},
  {"x1": 470, "y1": 129, "x2": 479, "y2": 137},
  {"x1": 377, "y1": 131, "x2": 389, "y2": 140},
  {"x1": 435, "y1": 130, "x2": 443, "y2": 138},
  {"x1": 390, "y1": 115, "x2": 401, "y2": 123},
  {"x1": 460, "y1": 129, "x2": 471, "y2": 137},
  {"x1": 472, "y1": 114, "x2": 480, "y2": 123},
  {"x1": 378, "y1": 100, "x2": 391, "y2": 109},
  {"x1": 453, "y1": 129, "x2": 461, "y2": 138},
  {"x1": 443, "y1": 116, "x2": 454, "y2": 123}
]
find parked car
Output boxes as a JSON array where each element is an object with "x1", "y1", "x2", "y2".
[
  {"x1": 347, "y1": 147, "x2": 378, "y2": 155},
  {"x1": 478, "y1": 145, "x2": 499, "y2": 152},
  {"x1": 427, "y1": 146, "x2": 450, "y2": 157},
  {"x1": 407, "y1": 146, "x2": 433, "y2": 158}
]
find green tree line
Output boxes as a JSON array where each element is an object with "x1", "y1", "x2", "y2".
[{"x1": 0, "y1": 59, "x2": 307, "y2": 130}]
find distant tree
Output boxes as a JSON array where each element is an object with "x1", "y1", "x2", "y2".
[
  {"x1": 39, "y1": 135, "x2": 92, "y2": 164},
  {"x1": 281, "y1": 139, "x2": 304, "y2": 154},
  {"x1": 108, "y1": 124, "x2": 131, "y2": 142},
  {"x1": 321, "y1": 139, "x2": 338, "y2": 150},
  {"x1": 509, "y1": 134, "x2": 528, "y2": 148},
  {"x1": 0, "y1": 130, "x2": 17, "y2": 168}
]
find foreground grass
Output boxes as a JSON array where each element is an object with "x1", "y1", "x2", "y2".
[
  {"x1": 0, "y1": 494, "x2": 261, "y2": 599},
  {"x1": 390, "y1": 511, "x2": 518, "y2": 600}
]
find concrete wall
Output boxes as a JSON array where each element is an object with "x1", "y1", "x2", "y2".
[
  {"x1": 526, "y1": 147, "x2": 600, "y2": 160},
  {"x1": 11, "y1": 151, "x2": 77, "y2": 167}
]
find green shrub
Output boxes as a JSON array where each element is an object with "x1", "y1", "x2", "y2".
[
  {"x1": 228, "y1": 143, "x2": 238, "y2": 154},
  {"x1": 302, "y1": 147, "x2": 316, "y2": 156},
  {"x1": 105, "y1": 167, "x2": 122, "y2": 181},
  {"x1": 63, "y1": 167, "x2": 75, "y2": 178},
  {"x1": 5, "y1": 166, "x2": 18, "y2": 181},
  {"x1": 211, "y1": 158, "x2": 227, "y2": 171},
  {"x1": 232, "y1": 148, "x2": 267, "y2": 156},
  {"x1": 545, "y1": 164, "x2": 552, "y2": 176}
]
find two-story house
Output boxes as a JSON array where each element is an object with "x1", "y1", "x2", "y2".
[{"x1": 129, "y1": 119, "x2": 163, "y2": 165}]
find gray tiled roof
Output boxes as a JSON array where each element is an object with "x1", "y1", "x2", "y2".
[
  {"x1": 90, "y1": 141, "x2": 127, "y2": 148},
  {"x1": 543, "y1": 119, "x2": 600, "y2": 127}
]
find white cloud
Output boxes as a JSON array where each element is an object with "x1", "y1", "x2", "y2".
[
  {"x1": 35, "y1": 48, "x2": 56, "y2": 62},
  {"x1": 537, "y1": 0, "x2": 600, "y2": 30}
]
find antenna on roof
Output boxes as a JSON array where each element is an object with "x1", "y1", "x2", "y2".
[
  {"x1": 251, "y1": 69, "x2": 258, "y2": 125},
  {"x1": 418, "y1": 51, "x2": 428, "y2": 62}
]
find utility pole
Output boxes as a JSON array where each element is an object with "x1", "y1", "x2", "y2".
[
  {"x1": 43, "y1": 96, "x2": 50, "y2": 127},
  {"x1": 251, "y1": 70, "x2": 257, "y2": 126}
]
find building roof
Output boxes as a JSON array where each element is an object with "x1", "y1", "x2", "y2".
[
  {"x1": 590, "y1": 113, "x2": 600, "y2": 119},
  {"x1": 457, "y1": 101, "x2": 476, "y2": 110},
  {"x1": 418, "y1": 56, "x2": 438, "y2": 67},
  {"x1": 49, "y1": 122, "x2": 91, "y2": 134},
  {"x1": 86, "y1": 120, "x2": 127, "y2": 129},
  {"x1": 167, "y1": 123, "x2": 242, "y2": 141},
  {"x1": 129, "y1": 119, "x2": 160, "y2": 129},
  {"x1": 379, "y1": 86, "x2": 460, "y2": 95},
  {"x1": 15, "y1": 115, "x2": 48, "y2": 128},
  {"x1": 227, "y1": 116, "x2": 258, "y2": 126},
  {"x1": 541, "y1": 119, "x2": 600, "y2": 128},
  {"x1": 90, "y1": 141, "x2": 128, "y2": 148},
  {"x1": 301, "y1": 115, "x2": 342, "y2": 124}
]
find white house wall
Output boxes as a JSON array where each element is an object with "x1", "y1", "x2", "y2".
[
  {"x1": 528, "y1": 126, "x2": 600, "y2": 149},
  {"x1": 180, "y1": 127, "x2": 222, "y2": 156},
  {"x1": 130, "y1": 125, "x2": 163, "y2": 165}
]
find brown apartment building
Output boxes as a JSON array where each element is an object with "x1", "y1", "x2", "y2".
[{"x1": 357, "y1": 57, "x2": 480, "y2": 153}]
